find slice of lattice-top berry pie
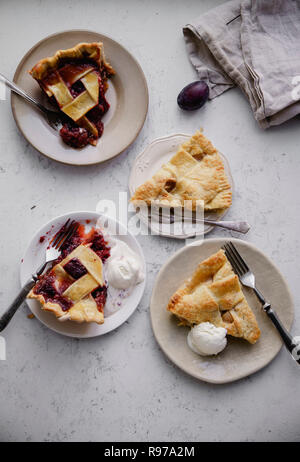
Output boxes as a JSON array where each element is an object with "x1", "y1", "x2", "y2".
[
  {"x1": 28, "y1": 223, "x2": 110, "y2": 324},
  {"x1": 29, "y1": 42, "x2": 115, "y2": 148}
]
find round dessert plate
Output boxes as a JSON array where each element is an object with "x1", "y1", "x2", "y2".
[
  {"x1": 11, "y1": 30, "x2": 149, "y2": 165},
  {"x1": 129, "y1": 133, "x2": 234, "y2": 237},
  {"x1": 20, "y1": 211, "x2": 146, "y2": 338},
  {"x1": 150, "y1": 238, "x2": 294, "y2": 384}
]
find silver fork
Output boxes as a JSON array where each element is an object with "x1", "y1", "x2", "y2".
[
  {"x1": 0, "y1": 73, "x2": 63, "y2": 131},
  {"x1": 146, "y1": 206, "x2": 250, "y2": 234},
  {"x1": 0, "y1": 219, "x2": 79, "y2": 332},
  {"x1": 223, "y1": 241, "x2": 300, "y2": 365}
]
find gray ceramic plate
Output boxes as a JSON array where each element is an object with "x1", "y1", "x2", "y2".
[
  {"x1": 11, "y1": 30, "x2": 149, "y2": 165},
  {"x1": 151, "y1": 238, "x2": 294, "y2": 384}
]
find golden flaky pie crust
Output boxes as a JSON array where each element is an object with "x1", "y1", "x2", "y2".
[
  {"x1": 29, "y1": 42, "x2": 114, "y2": 81},
  {"x1": 131, "y1": 131, "x2": 232, "y2": 212},
  {"x1": 167, "y1": 249, "x2": 260, "y2": 344}
]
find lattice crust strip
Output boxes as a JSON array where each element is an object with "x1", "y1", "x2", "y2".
[
  {"x1": 43, "y1": 67, "x2": 100, "y2": 122},
  {"x1": 131, "y1": 131, "x2": 232, "y2": 212},
  {"x1": 62, "y1": 90, "x2": 98, "y2": 121}
]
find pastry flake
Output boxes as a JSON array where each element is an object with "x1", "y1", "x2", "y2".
[
  {"x1": 167, "y1": 249, "x2": 260, "y2": 344},
  {"x1": 131, "y1": 131, "x2": 232, "y2": 212}
]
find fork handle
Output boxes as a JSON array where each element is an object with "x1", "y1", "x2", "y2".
[
  {"x1": 0, "y1": 73, "x2": 48, "y2": 114},
  {"x1": 263, "y1": 303, "x2": 300, "y2": 364},
  {"x1": 204, "y1": 220, "x2": 250, "y2": 234},
  {"x1": 0, "y1": 279, "x2": 36, "y2": 332}
]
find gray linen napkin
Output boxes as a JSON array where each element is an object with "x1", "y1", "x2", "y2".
[{"x1": 183, "y1": 0, "x2": 300, "y2": 128}]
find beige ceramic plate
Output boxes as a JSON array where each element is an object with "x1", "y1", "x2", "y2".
[
  {"x1": 129, "y1": 134, "x2": 234, "y2": 237},
  {"x1": 151, "y1": 238, "x2": 294, "y2": 384},
  {"x1": 11, "y1": 30, "x2": 149, "y2": 165}
]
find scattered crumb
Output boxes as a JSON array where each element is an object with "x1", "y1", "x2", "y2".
[
  {"x1": 27, "y1": 314, "x2": 35, "y2": 319},
  {"x1": 30, "y1": 205, "x2": 36, "y2": 210}
]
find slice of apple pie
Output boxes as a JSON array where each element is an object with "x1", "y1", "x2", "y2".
[
  {"x1": 167, "y1": 249, "x2": 260, "y2": 344},
  {"x1": 131, "y1": 131, "x2": 232, "y2": 212}
]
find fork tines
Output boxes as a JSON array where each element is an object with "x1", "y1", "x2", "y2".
[
  {"x1": 51, "y1": 218, "x2": 70, "y2": 248},
  {"x1": 222, "y1": 241, "x2": 249, "y2": 277},
  {"x1": 51, "y1": 219, "x2": 79, "y2": 250},
  {"x1": 59, "y1": 221, "x2": 79, "y2": 250}
]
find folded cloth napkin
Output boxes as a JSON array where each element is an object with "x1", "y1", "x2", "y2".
[{"x1": 183, "y1": 0, "x2": 300, "y2": 128}]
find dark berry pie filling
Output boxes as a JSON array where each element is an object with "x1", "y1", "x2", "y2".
[
  {"x1": 63, "y1": 258, "x2": 88, "y2": 280},
  {"x1": 58, "y1": 66, "x2": 110, "y2": 148},
  {"x1": 33, "y1": 273, "x2": 73, "y2": 312}
]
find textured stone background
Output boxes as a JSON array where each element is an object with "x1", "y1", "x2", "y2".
[{"x1": 0, "y1": 0, "x2": 299, "y2": 442}]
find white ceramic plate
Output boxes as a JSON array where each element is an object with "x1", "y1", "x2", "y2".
[
  {"x1": 11, "y1": 30, "x2": 149, "y2": 165},
  {"x1": 20, "y1": 211, "x2": 146, "y2": 338},
  {"x1": 151, "y1": 238, "x2": 294, "y2": 384},
  {"x1": 129, "y1": 133, "x2": 234, "y2": 238}
]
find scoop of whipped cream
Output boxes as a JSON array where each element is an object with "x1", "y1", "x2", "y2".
[
  {"x1": 105, "y1": 239, "x2": 144, "y2": 290},
  {"x1": 187, "y1": 322, "x2": 227, "y2": 356}
]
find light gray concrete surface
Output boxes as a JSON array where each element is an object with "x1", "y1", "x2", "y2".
[{"x1": 0, "y1": 0, "x2": 300, "y2": 442}]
